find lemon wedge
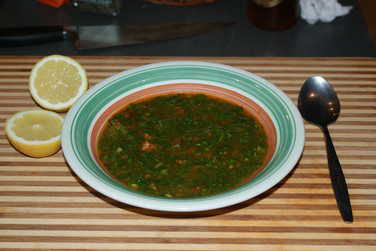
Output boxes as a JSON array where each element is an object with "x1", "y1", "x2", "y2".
[
  {"x1": 29, "y1": 55, "x2": 88, "y2": 112},
  {"x1": 5, "y1": 110, "x2": 64, "y2": 158}
]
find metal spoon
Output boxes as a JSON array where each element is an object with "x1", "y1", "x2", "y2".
[{"x1": 298, "y1": 76, "x2": 353, "y2": 222}]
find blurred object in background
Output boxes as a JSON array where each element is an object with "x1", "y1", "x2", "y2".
[
  {"x1": 71, "y1": 0, "x2": 122, "y2": 16},
  {"x1": 247, "y1": 0, "x2": 298, "y2": 30},
  {"x1": 299, "y1": 0, "x2": 352, "y2": 25},
  {"x1": 144, "y1": 0, "x2": 219, "y2": 6},
  {"x1": 38, "y1": 0, "x2": 70, "y2": 8}
]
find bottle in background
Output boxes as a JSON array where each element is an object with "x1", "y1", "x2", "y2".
[{"x1": 247, "y1": 0, "x2": 299, "y2": 30}]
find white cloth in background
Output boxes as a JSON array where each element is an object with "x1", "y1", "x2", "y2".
[{"x1": 299, "y1": 0, "x2": 353, "y2": 24}]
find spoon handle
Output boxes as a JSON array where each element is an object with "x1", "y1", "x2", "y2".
[{"x1": 322, "y1": 126, "x2": 353, "y2": 222}]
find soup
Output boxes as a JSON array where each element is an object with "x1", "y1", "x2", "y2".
[{"x1": 97, "y1": 93, "x2": 268, "y2": 198}]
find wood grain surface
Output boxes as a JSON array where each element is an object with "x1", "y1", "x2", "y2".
[{"x1": 0, "y1": 56, "x2": 375, "y2": 250}]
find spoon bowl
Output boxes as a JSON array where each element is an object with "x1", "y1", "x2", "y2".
[
  {"x1": 298, "y1": 76, "x2": 340, "y2": 127},
  {"x1": 298, "y1": 76, "x2": 353, "y2": 223}
]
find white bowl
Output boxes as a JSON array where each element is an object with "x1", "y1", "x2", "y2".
[{"x1": 62, "y1": 61, "x2": 305, "y2": 212}]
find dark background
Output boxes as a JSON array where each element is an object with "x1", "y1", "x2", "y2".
[{"x1": 0, "y1": 0, "x2": 374, "y2": 57}]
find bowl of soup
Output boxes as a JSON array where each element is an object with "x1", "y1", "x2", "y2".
[{"x1": 62, "y1": 61, "x2": 304, "y2": 212}]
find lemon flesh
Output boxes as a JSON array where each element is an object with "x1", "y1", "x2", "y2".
[
  {"x1": 5, "y1": 110, "x2": 64, "y2": 158},
  {"x1": 34, "y1": 60, "x2": 83, "y2": 104}
]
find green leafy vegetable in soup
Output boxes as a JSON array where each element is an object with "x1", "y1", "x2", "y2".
[{"x1": 98, "y1": 94, "x2": 268, "y2": 198}]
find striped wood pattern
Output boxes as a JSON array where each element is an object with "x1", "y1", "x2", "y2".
[{"x1": 0, "y1": 56, "x2": 375, "y2": 250}]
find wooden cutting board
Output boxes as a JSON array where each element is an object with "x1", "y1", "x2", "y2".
[{"x1": 0, "y1": 57, "x2": 375, "y2": 250}]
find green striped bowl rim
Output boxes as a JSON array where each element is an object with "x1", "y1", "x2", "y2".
[{"x1": 62, "y1": 61, "x2": 304, "y2": 212}]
